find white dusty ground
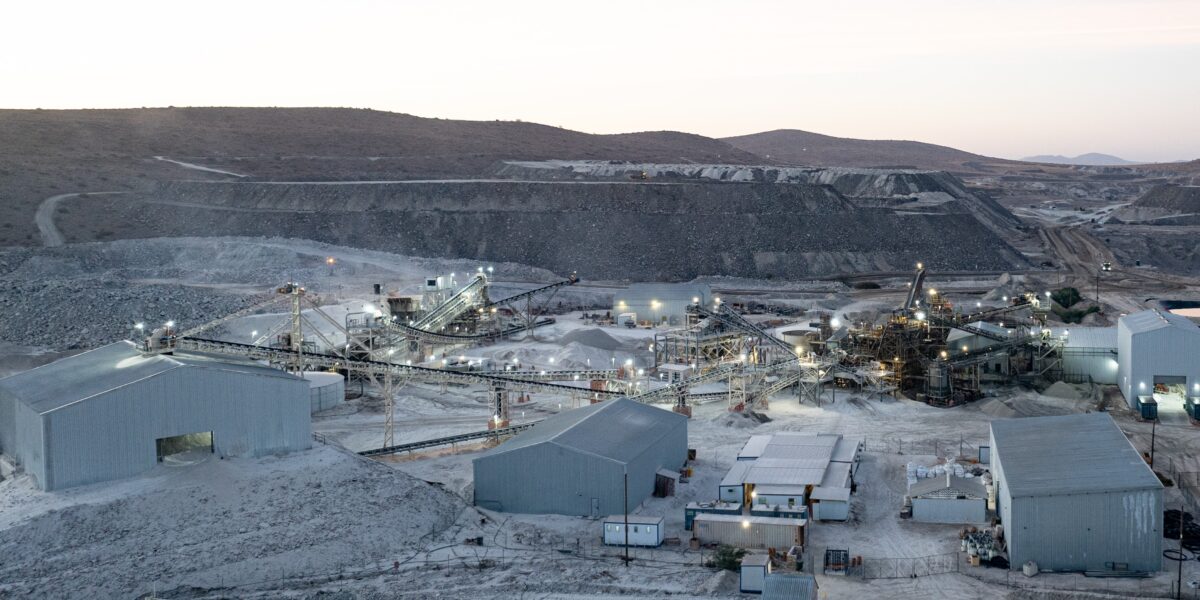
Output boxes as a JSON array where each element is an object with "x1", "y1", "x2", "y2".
[{"x1": 2, "y1": 238, "x2": 1199, "y2": 598}]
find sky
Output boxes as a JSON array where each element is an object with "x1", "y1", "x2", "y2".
[{"x1": 3, "y1": 0, "x2": 1198, "y2": 162}]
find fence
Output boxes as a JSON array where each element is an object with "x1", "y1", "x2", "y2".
[
  {"x1": 862, "y1": 553, "x2": 959, "y2": 579},
  {"x1": 860, "y1": 435, "x2": 986, "y2": 461},
  {"x1": 811, "y1": 546, "x2": 958, "y2": 580}
]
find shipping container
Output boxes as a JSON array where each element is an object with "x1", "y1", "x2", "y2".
[
  {"x1": 602, "y1": 515, "x2": 664, "y2": 547},
  {"x1": 692, "y1": 514, "x2": 805, "y2": 549}
]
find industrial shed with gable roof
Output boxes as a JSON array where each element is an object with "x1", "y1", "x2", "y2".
[
  {"x1": 990, "y1": 412, "x2": 1162, "y2": 573},
  {"x1": 472, "y1": 398, "x2": 688, "y2": 516},
  {"x1": 0, "y1": 341, "x2": 312, "y2": 491},
  {"x1": 1117, "y1": 309, "x2": 1200, "y2": 413}
]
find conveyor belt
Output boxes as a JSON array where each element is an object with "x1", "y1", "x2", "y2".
[
  {"x1": 174, "y1": 337, "x2": 622, "y2": 397},
  {"x1": 359, "y1": 421, "x2": 540, "y2": 457}
]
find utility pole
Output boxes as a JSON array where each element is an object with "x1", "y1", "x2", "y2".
[
  {"x1": 624, "y1": 470, "x2": 630, "y2": 566},
  {"x1": 1151, "y1": 419, "x2": 1158, "y2": 468},
  {"x1": 1178, "y1": 505, "x2": 1185, "y2": 600}
]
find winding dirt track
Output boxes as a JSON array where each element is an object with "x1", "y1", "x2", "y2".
[
  {"x1": 1039, "y1": 225, "x2": 1199, "y2": 312},
  {"x1": 35, "y1": 191, "x2": 127, "y2": 246}
]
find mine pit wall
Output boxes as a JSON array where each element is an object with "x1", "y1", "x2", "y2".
[
  {"x1": 64, "y1": 180, "x2": 1029, "y2": 281},
  {"x1": 494, "y1": 161, "x2": 1023, "y2": 234}
]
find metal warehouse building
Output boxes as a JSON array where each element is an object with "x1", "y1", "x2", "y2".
[
  {"x1": 473, "y1": 398, "x2": 687, "y2": 516},
  {"x1": 1117, "y1": 309, "x2": 1200, "y2": 410},
  {"x1": 908, "y1": 473, "x2": 987, "y2": 524},
  {"x1": 990, "y1": 413, "x2": 1162, "y2": 573},
  {"x1": 1052, "y1": 326, "x2": 1118, "y2": 385},
  {"x1": 0, "y1": 341, "x2": 312, "y2": 491},
  {"x1": 612, "y1": 283, "x2": 713, "y2": 326}
]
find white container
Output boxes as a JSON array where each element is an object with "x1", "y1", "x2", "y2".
[
  {"x1": 1022, "y1": 561, "x2": 1039, "y2": 577},
  {"x1": 602, "y1": 515, "x2": 664, "y2": 547}
]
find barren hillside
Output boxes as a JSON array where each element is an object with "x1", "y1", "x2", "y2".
[
  {"x1": 0, "y1": 107, "x2": 761, "y2": 245},
  {"x1": 723, "y1": 129, "x2": 1024, "y2": 173}
]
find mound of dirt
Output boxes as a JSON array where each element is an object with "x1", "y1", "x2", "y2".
[
  {"x1": 981, "y1": 273, "x2": 1023, "y2": 302},
  {"x1": 717, "y1": 411, "x2": 763, "y2": 429},
  {"x1": 1042, "y1": 381, "x2": 1085, "y2": 400},
  {"x1": 559, "y1": 328, "x2": 622, "y2": 351},
  {"x1": 0, "y1": 445, "x2": 461, "y2": 598},
  {"x1": 977, "y1": 397, "x2": 1019, "y2": 418}
]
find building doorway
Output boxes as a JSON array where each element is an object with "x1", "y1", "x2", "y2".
[
  {"x1": 1153, "y1": 376, "x2": 1189, "y2": 423},
  {"x1": 156, "y1": 431, "x2": 214, "y2": 462},
  {"x1": 1154, "y1": 376, "x2": 1188, "y2": 405}
]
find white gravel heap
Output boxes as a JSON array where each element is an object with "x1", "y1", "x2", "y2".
[{"x1": 0, "y1": 445, "x2": 460, "y2": 598}]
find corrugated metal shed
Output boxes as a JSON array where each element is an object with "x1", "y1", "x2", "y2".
[
  {"x1": 1122, "y1": 309, "x2": 1199, "y2": 334},
  {"x1": 762, "y1": 573, "x2": 818, "y2": 600},
  {"x1": 991, "y1": 412, "x2": 1163, "y2": 573},
  {"x1": 990, "y1": 413, "x2": 1160, "y2": 497},
  {"x1": 1, "y1": 343, "x2": 297, "y2": 415},
  {"x1": 909, "y1": 474, "x2": 986, "y2": 499},
  {"x1": 473, "y1": 398, "x2": 687, "y2": 515},
  {"x1": 0, "y1": 341, "x2": 311, "y2": 491},
  {"x1": 481, "y1": 397, "x2": 677, "y2": 464},
  {"x1": 1117, "y1": 309, "x2": 1200, "y2": 408},
  {"x1": 1050, "y1": 326, "x2": 1117, "y2": 349}
]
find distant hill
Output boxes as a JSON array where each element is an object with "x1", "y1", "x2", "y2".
[
  {"x1": 1022, "y1": 153, "x2": 1137, "y2": 166},
  {"x1": 722, "y1": 129, "x2": 1021, "y2": 173},
  {"x1": 0, "y1": 107, "x2": 762, "y2": 245}
]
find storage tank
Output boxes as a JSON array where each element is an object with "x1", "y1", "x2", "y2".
[
  {"x1": 781, "y1": 329, "x2": 809, "y2": 347},
  {"x1": 305, "y1": 372, "x2": 345, "y2": 413}
]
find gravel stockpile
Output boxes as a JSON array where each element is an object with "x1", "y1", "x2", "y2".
[
  {"x1": 558, "y1": 328, "x2": 622, "y2": 351},
  {"x1": 0, "y1": 238, "x2": 570, "y2": 350},
  {"x1": 0, "y1": 445, "x2": 460, "y2": 598},
  {"x1": 0, "y1": 275, "x2": 260, "y2": 350}
]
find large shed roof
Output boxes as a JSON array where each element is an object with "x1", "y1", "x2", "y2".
[
  {"x1": 990, "y1": 413, "x2": 1161, "y2": 497},
  {"x1": 1050, "y1": 326, "x2": 1117, "y2": 349},
  {"x1": 479, "y1": 398, "x2": 686, "y2": 465},
  {"x1": 0, "y1": 341, "x2": 300, "y2": 415},
  {"x1": 1121, "y1": 309, "x2": 1200, "y2": 336}
]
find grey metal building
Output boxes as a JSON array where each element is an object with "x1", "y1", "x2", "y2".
[
  {"x1": 990, "y1": 413, "x2": 1162, "y2": 573},
  {"x1": 473, "y1": 398, "x2": 687, "y2": 515},
  {"x1": 1117, "y1": 309, "x2": 1200, "y2": 410},
  {"x1": 1051, "y1": 326, "x2": 1118, "y2": 385},
  {"x1": 909, "y1": 473, "x2": 987, "y2": 524},
  {"x1": 613, "y1": 283, "x2": 713, "y2": 326},
  {"x1": 0, "y1": 341, "x2": 312, "y2": 491}
]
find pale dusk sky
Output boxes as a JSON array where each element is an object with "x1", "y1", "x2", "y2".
[{"x1": 3, "y1": 0, "x2": 1197, "y2": 162}]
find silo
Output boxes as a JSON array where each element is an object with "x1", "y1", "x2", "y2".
[{"x1": 304, "y1": 372, "x2": 345, "y2": 413}]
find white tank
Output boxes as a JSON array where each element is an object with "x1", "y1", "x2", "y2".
[
  {"x1": 304, "y1": 372, "x2": 345, "y2": 414},
  {"x1": 781, "y1": 329, "x2": 809, "y2": 346}
]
